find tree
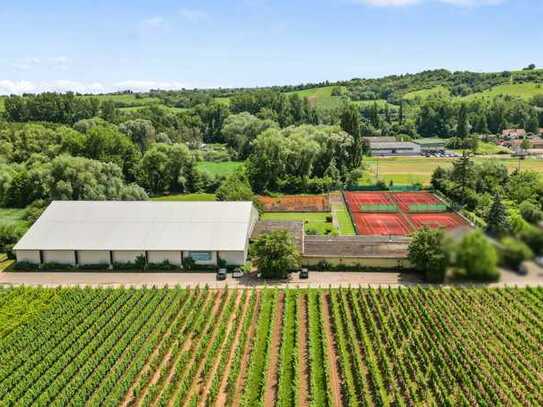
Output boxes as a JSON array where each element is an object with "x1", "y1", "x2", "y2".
[
  {"x1": 222, "y1": 112, "x2": 277, "y2": 159},
  {"x1": 216, "y1": 171, "x2": 254, "y2": 201},
  {"x1": 485, "y1": 193, "x2": 510, "y2": 237},
  {"x1": 340, "y1": 104, "x2": 362, "y2": 168},
  {"x1": 456, "y1": 230, "x2": 499, "y2": 282},
  {"x1": 253, "y1": 230, "x2": 300, "y2": 279},
  {"x1": 119, "y1": 119, "x2": 156, "y2": 152},
  {"x1": 408, "y1": 227, "x2": 450, "y2": 283},
  {"x1": 0, "y1": 224, "x2": 23, "y2": 259},
  {"x1": 499, "y1": 237, "x2": 533, "y2": 269},
  {"x1": 519, "y1": 200, "x2": 543, "y2": 224},
  {"x1": 456, "y1": 103, "x2": 470, "y2": 139}
]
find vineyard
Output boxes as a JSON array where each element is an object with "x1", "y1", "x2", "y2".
[{"x1": 0, "y1": 286, "x2": 542, "y2": 406}]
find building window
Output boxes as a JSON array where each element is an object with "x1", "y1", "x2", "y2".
[{"x1": 188, "y1": 251, "x2": 212, "y2": 262}]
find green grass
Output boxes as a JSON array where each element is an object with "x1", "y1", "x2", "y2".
[
  {"x1": 476, "y1": 142, "x2": 512, "y2": 155},
  {"x1": 197, "y1": 161, "x2": 244, "y2": 177},
  {"x1": 403, "y1": 85, "x2": 451, "y2": 100},
  {"x1": 151, "y1": 193, "x2": 217, "y2": 202},
  {"x1": 334, "y1": 204, "x2": 356, "y2": 235},
  {"x1": 352, "y1": 99, "x2": 395, "y2": 109},
  {"x1": 0, "y1": 208, "x2": 28, "y2": 230},
  {"x1": 287, "y1": 86, "x2": 344, "y2": 109},
  {"x1": 260, "y1": 211, "x2": 334, "y2": 235},
  {"x1": 362, "y1": 156, "x2": 543, "y2": 186},
  {"x1": 463, "y1": 82, "x2": 543, "y2": 101}
]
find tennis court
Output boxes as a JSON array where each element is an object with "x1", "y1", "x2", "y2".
[
  {"x1": 392, "y1": 192, "x2": 442, "y2": 212},
  {"x1": 344, "y1": 191, "x2": 468, "y2": 236},
  {"x1": 344, "y1": 191, "x2": 393, "y2": 212},
  {"x1": 353, "y1": 213, "x2": 412, "y2": 236},
  {"x1": 409, "y1": 212, "x2": 467, "y2": 230}
]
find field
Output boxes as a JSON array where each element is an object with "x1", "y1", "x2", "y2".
[
  {"x1": 196, "y1": 161, "x2": 244, "y2": 177},
  {"x1": 403, "y1": 85, "x2": 451, "y2": 100},
  {"x1": 287, "y1": 86, "x2": 343, "y2": 109},
  {"x1": 0, "y1": 208, "x2": 27, "y2": 229},
  {"x1": 0, "y1": 286, "x2": 541, "y2": 406},
  {"x1": 362, "y1": 156, "x2": 543, "y2": 185},
  {"x1": 463, "y1": 82, "x2": 543, "y2": 100},
  {"x1": 261, "y1": 212, "x2": 334, "y2": 235},
  {"x1": 258, "y1": 195, "x2": 330, "y2": 212},
  {"x1": 344, "y1": 191, "x2": 467, "y2": 236}
]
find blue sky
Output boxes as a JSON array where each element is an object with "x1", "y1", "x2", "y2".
[{"x1": 0, "y1": 0, "x2": 541, "y2": 94}]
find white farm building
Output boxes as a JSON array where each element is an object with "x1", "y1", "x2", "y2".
[{"x1": 14, "y1": 201, "x2": 259, "y2": 268}]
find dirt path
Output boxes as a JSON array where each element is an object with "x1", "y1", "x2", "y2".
[
  {"x1": 321, "y1": 292, "x2": 343, "y2": 407},
  {"x1": 231, "y1": 291, "x2": 261, "y2": 406},
  {"x1": 263, "y1": 291, "x2": 285, "y2": 407},
  {"x1": 213, "y1": 291, "x2": 251, "y2": 406},
  {"x1": 196, "y1": 290, "x2": 244, "y2": 406},
  {"x1": 297, "y1": 293, "x2": 310, "y2": 407}
]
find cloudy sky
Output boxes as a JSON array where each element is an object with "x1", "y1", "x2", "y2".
[{"x1": 0, "y1": 0, "x2": 541, "y2": 94}]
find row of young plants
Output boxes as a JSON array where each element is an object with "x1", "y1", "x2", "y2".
[{"x1": 1, "y1": 287, "x2": 542, "y2": 405}]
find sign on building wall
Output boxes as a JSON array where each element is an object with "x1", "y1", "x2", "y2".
[{"x1": 189, "y1": 251, "x2": 212, "y2": 261}]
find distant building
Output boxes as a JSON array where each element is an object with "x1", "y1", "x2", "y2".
[
  {"x1": 369, "y1": 141, "x2": 421, "y2": 156},
  {"x1": 412, "y1": 138, "x2": 447, "y2": 153},
  {"x1": 506, "y1": 137, "x2": 543, "y2": 150},
  {"x1": 502, "y1": 129, "x2": 527, "y2": 139}
]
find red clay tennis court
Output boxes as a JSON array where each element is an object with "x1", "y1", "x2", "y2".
[
  {"x1": 344, "y1": 191, "x2": 393, "y2": 212},
  {"x1": 393, "y1": 192, "x2": 442, "y2": 212},
  {"x1": 353, "y1": 213, "x2": 412, "y2": 236},
  {"x1": 409, "y1": 212, "x2": 467, "y2": 230}
]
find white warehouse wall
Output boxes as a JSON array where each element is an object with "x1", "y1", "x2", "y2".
[
  {"x1": 78, "y1": 250, "x2": 110, "y2": 265},
  {"x1": 43, "y1": 250, "x2": 76, "y2": 265},
  {"x1": 112, "y1": 251, "x2": 145, "y2": 264},
  {"x1": 218, "y1": 251, "x2": 246, "y2": 266},
  {"x1": 15, "y1": 250, "x2": 40, "y2": 264},
  {"x1": 147, "y1": 251, "x2": 182, "y2": 265}
]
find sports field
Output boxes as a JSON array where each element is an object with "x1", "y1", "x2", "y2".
[
  {"x1": 258, "y1": 195, "x2": 330, "y2": 212},
  {"x1": 362, "y1": 156, "x2": 543, "y2": 185},
  {"x1": 344, "y1": 191, "x2": 467, "y2": 236},
  {"x1": 260, "y1": 212, "x2": 334, "y2": 235},
  {"x1": 1, "y1": 286, "x2": 541, "y2": 406}
]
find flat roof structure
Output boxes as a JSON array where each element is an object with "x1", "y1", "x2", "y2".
[{"x1": 14, "y1": 201, "x2": 258, "y2": 252}]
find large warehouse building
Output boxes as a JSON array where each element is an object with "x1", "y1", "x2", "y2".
[{"x1": 14, "y1": 201, "x2": 259, "y2": 267}]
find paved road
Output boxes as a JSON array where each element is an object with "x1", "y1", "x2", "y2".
[{"x1": 1, "y1": 268, "x2": 542, "y2": 288}]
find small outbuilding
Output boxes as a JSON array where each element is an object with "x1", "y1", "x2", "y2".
[
  {"x1": 14, "y1": 201, "x2": 259, "y2": 268},
  {"x1": 369, "y1": 141, "x2": 421, "y2": 156}
]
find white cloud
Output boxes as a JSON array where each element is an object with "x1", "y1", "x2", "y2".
[
  {"x1": 178, "y1": 8, "x2": 209, "y2": 22},
  {"x1": 140, "y1": 16, "x2": 168, "y2": 32},
  {"x1": 0, "y1": 80, "x2": 198, "y2": 95},
  {"x1": 356, "y1": 0, "x2": 505, "y2": 6},
  {"x1": 11, "y1": 56, "x2": 72, "y2": 72}
]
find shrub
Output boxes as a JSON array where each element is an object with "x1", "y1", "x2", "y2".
[
  {"x1": 456, "y1": 230, "x2": 499, "y2": 282},
  {"x1": 519, "y1": 200, "x2": 543, "y2": 224},
  {"x1": 408, "y1": 227, "x2": 450, "y2": 283},
  {"x1": 182, "y1": 256, "x2": 196, "y2": 271},
  {"x1": 519, "y1": 227, "x2": 543, "y2": 255},
  {"x1": 40, "y1": 262, "x2": 75, "y2": 270},
  {"x1": 78, "y1": 263, "x2": 110, "y2": 270},
  {"x1": 13, "y1": 261, "x2": 39, "y2": 270},
  {"x1": 325, "y1": 215, "x2": 333, "y2": 223},
  {"x1": 0, "y1": 224, "x2": 24, "y2": 259},
  {"x1": 113, "y1": 262, "x2": 142, "y2": 270},
  {"x1": 499, "y1": 237, "x2": 534, "y2": 269},
  {"x1": 145, "y1": 260, "x2": 179, "y2": 271}
]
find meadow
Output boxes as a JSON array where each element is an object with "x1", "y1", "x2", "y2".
[
  {"x1": 196, "y1": 160, "x2": 244, "y2": 177},
  {"x1": 260, "y1": 211, "x2": 334, "y2": 235},
  {"x1": 0, "y1": 286, "x2": 541, "y2": 406},
  {"x1": 361, "y1": 156, "x2": 543, "y2": 186}
]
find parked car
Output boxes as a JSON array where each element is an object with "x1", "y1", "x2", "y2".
[
  {"x1": 299, "y1": 268, "x2": 309, "y2": 279},
  {"x1": 232, "y1": 267, "x2": 244, "y2": 278},
  {"x1": 535, "y1": 256, "x2": 543, "y2": 268},
  {"x1": 216, "y1": 268, "x2": 227, "y2": 280}
]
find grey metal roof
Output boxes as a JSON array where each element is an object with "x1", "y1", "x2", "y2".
[
  {"x1": 14, "y1": 201, "x2": 256, "y2": 251},
  {"x1": 370, "y1": 141, "x2": 419, "y2": 150}
]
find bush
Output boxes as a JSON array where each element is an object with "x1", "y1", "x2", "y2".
[
  {"x1": 13, "y1": 261, "x2": 39, "y2": 270},
  {"x1": 408, "y1": 227, "x2": 450, "y2": 283},
  {"x1": 325, "y1": 215, "x2": 333, "y2": 223},
  {"x1": 145, "y1": 260, "x2": 179, "y2": 271},
  {"x1": 0, "y1": 224, "x2": 24, "y2": 259},
  {"x1": 78, "y1": 263, "x2": 110, "y2": 270},
  {"x1": 499, "y1": 237, "x2": 534, "y2": 269},
  {"x1": 519, "y1": 200, "x2": 543, "y2": 224},
  {"x1": 519, "y1": 227, "x2": 543, "y2": 255},
  {"x1": 113, "y1": 262, "x2": 142, "y2": 270},
  {"x1": 456, "y1": 230, "x2": 499, "y2": 282},
  {"x1": 253, "y1": 230, "x2": 300, "y2": 279},
  {"x1": 40, "y1": 262, "x2": 75, "y2": 270}
]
